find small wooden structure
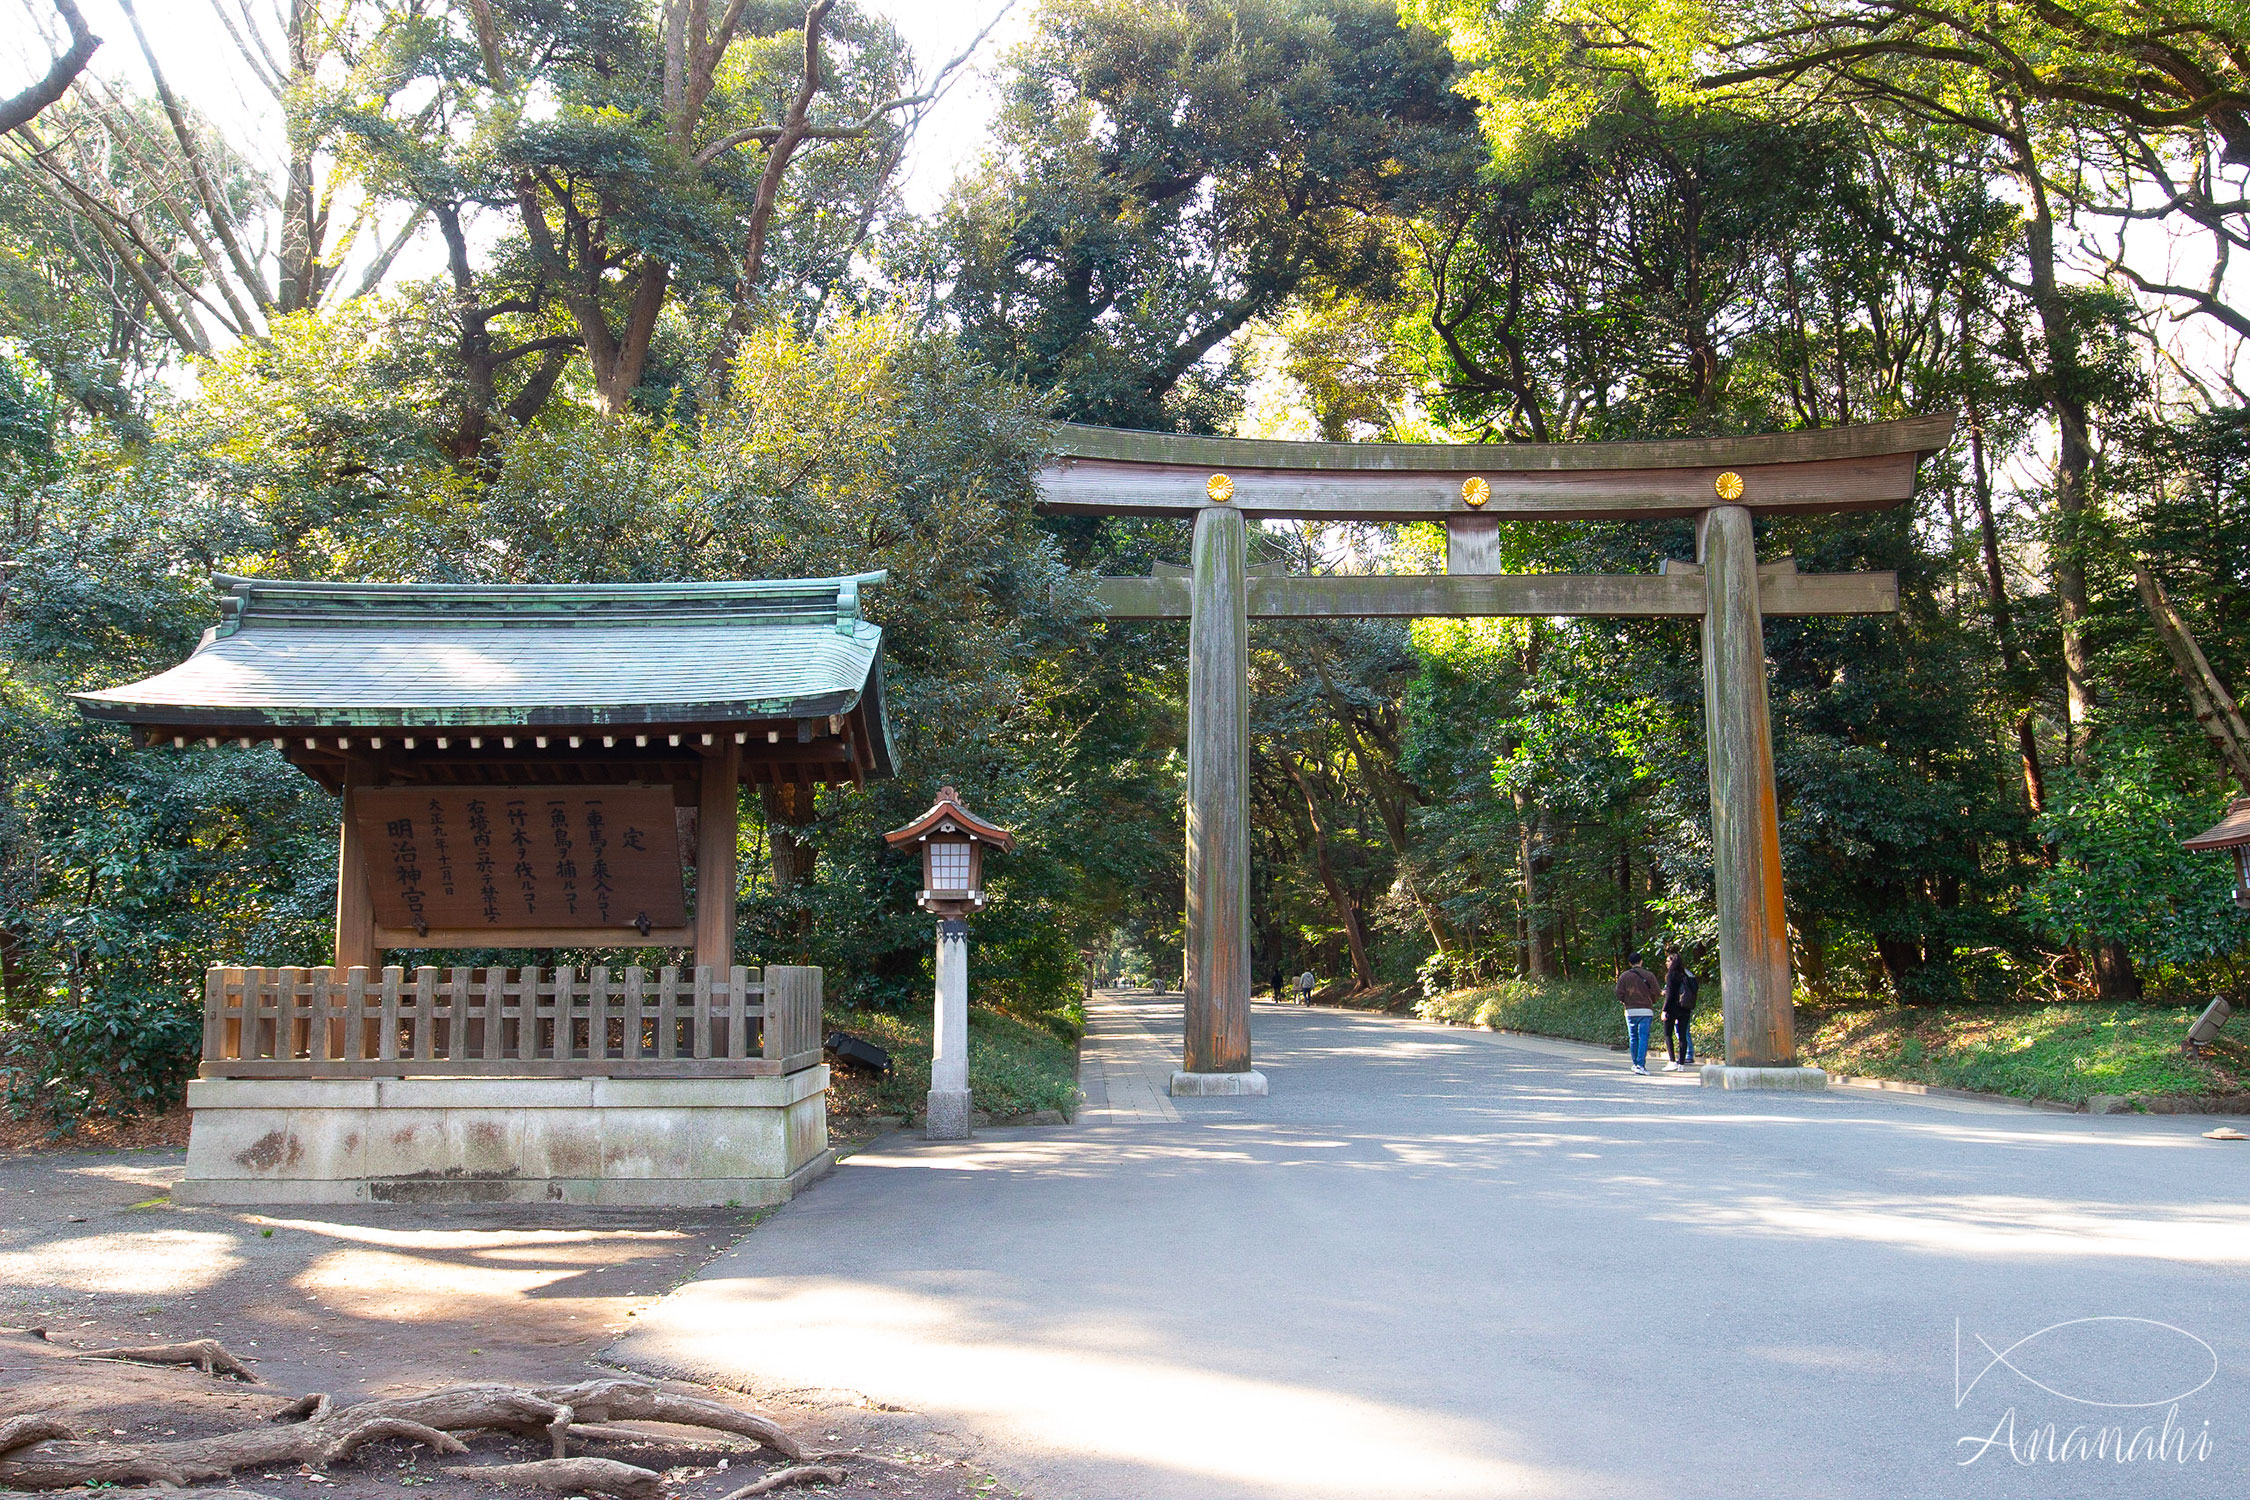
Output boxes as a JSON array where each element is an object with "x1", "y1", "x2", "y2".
[
  {"x1": 2185, "y1": 798, "x2": 2250, "y2": 910},
  {"x1": 1045, "y1": 417, "x2": 1955, "y2": 1092},
  {"x1": 76, "y1": 573, "x2": 893, "y2": 1203},
  {"x1": 885, "y1": 788, "x2": 1016, "y2": 1138}
]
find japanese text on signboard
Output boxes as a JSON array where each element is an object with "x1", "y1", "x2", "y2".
[{"x1": 354, "y1": 786, "x2": 685, "y2": 935}]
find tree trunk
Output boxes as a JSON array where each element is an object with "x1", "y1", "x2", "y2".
[
  {"x1": 1289, "y1": 761, "x2": 1373, "y2": 991},
  {"x1": 2014, "y1": 142, "x2": 2098, "y2": 752},
  {"x1": 1617, "y1": 841, "x2": 1633, "y2": 959},
  {"x1": 1967, "y1": 396, "x2": 2052, "y2": 820},
  {"x1": 590, "y1": 259, "x2": 669, "y2": 416},
  {"x1": 2092, "y1": 939, "x2": 2142, "y2": 1000},
  {"x1": 1309, "y1": 656, "x2": 1451, "y2": 953},
  {"x1": 761, "y1": 784, "x2": 816, "y2": 951},
  {"x1": 1514, "y1": 789, "x2": 1557, "y2": 979},
  {"x1": 1874, "y1": 935, "x2": 1925, "y2": 998},
  {"x1": 2134, "y1": 561, "x2": 2250, "y2": 793},
  {"x1": 1795, "y1": 915, "x2": 1829, "y2": 999}
]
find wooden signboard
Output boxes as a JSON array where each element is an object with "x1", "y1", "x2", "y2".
[{"x1": 354, "y1": 786, "x2": 687, "y2": 939}]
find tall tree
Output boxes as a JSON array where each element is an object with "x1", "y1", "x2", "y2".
[{"x1": 933, "y1": 0, "x2": 1480, "y2": 429}]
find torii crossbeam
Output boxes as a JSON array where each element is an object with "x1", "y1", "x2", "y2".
[{"x1": 1043, "y1": 415, "x2": 1955, "y2": 1096}]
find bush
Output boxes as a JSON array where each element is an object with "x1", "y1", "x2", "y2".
[{"x1": 2, "y1": 986, "x2": 203, "y2": 1134}]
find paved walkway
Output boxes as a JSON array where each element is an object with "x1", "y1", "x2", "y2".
[
  {"x1": 1075, "y1": 990, "x2": 1182, "y2": 1124},
  {"x1": 613, "y1": 993, "x2": 2250, "y2": 1499}
]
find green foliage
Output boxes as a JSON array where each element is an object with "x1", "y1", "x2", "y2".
[
  {"x1": 0, "y1": 437, "x2": 337, "y2": 1124},
  {"x1": 931, "y1": 0, "x2": 1479, "y2": 430},
  {"x1": 2, "y1": 986, "x2": 204, "y2": 1134},
  {"x1": 2024, "y1": 734, "x2": 2250, "y2": 970},
  {"x1": 823, "y1": 1002, "x2": 1084, "y2": 1120}
]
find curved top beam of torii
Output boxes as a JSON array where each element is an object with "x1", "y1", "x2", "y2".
[{"x1": 1037, "y1": 413, "x2": 1956, "y2": 521}]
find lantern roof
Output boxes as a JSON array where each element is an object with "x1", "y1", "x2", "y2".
[
  {"x1": 883, "y1": 785, "x2": 1015, "y2": 852},
  {"x1": 2184, "y1": 797, "x2": 2250, "y2": 852}
]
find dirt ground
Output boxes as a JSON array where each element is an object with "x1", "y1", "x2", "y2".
[{"x1": 0, "y1": 1125, "x2": 1016, "y2": 1499}]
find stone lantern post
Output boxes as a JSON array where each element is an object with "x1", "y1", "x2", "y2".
[{"x1": 884, "y1": 786, "x2": 1016, "y2": 1140}]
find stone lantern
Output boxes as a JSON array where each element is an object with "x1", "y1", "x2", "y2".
[{"x1": 885, "y1": 786, "x2": 1015, "y2": 1139}]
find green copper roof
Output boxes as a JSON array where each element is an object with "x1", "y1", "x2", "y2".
[{"x1": 75, "y1": 575, "x2": 895, "y2": 769}]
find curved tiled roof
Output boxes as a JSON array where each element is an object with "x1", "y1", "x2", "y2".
[{"x1": 75, "y1": 575, "x2": 895, "y2": 778}]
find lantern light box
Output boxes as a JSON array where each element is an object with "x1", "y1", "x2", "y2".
[{"x1": 887, "y1": 785, "x2": 1015, "y2": 916}]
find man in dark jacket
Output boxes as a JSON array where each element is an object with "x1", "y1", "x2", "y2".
[
  {"x1": 1615, "y1": 952, "x2": 1661, "y2": 1074},
  {"x1": 1662, "y1": 944, "x2": 1699, "y2": 1071}
]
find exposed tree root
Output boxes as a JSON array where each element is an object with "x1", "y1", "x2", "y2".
[
  {"x1": 535, "y1": 1378, "x2": 806, "y2": 1462},
  {"x1": 0, "y1": 1408, "x2": 466, "y2": 1490},
  {"x1": 76, "y1": 1339, "x2": 260, "y2": 1380},
  {"x1": 445, "y1": 1456, "x2": 664, "y2": 1497},
  {"x1": 565, "y1": 1421, "x2": 665, "y2": 1444},
  {"x1": 721, "y1": 1463, "x2": 849, "y2": 1497},
  {"x1": 0, "y1": 1366, "x2": 808, "y2": 1490},
  {"x1": 0, "y1": 1416, "x2": 72, "y2": 1456}
]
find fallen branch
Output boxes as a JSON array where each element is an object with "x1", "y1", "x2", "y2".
[
  {"x1": 447, "y1": 1456, "x2": 662, "y2": 1498},
  {"x1": 78, "y1": 1338, "x2": 260, "y2": 1381},
  {"x1": 721, "y1": 1464, "x2": 848, "y2": 1497}
]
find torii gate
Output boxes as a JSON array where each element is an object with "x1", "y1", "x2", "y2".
[{"x1": 1040, "y1": 415, "x2": 1955, "y2": 1096}]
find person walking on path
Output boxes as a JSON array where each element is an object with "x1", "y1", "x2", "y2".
[
  {"x1": 1616, "y1": 952, "x2": 1661, "y2": 1074},
  {"x1": 1661, "y1": 944, "x2": 1699, "y2": 1071},
  {"x1": 1272, "y1": 967, "x2": 1286, "y2": 1004},
  {"x1": 1296, "y1": 969, "x2": 1317, "y2": 1005}
]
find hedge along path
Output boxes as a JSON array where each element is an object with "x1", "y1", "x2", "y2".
[{"x1": 0, "y1": 1338, "x2": 810, "y2": 1494}]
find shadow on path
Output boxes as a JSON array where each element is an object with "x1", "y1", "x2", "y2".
[{"x1": 612, "y1": 992, "x2": 2250, "y2": 1500}]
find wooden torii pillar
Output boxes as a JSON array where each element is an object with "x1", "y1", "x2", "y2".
[{"x1": 1044, "y1": 417, "x2": 1954, "y2": 1095}]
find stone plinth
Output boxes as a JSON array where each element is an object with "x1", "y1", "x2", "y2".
[
  {"x1": 175, "y1": 1069, "x2": 832, "y2": 1206},
  {"x1": 1170, "y1": 1069, "x2": 1268, "y2": 1097},
  {"x1": 1700, "y1": 1064, "x2": 1828, "y2": 1091}
]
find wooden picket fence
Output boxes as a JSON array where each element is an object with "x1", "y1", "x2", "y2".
[{"x1": 201, "y1": 965, "x2": 824, "y2": 1079}]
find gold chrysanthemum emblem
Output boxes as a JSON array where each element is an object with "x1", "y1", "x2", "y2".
[
  {"x1": 1462, "y1": 476, "x2": 1491, "y2": 508},
  {"x1": 1206, "y1": 473, "x2": 1235, "y2": 502},
  {"x1": 1714, "y1": 470, "x2": 1746, "y2": 501}
]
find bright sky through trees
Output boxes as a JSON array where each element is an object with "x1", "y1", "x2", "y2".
[{"x1": 1, "y1": 0, "x2": 1021, "y2": 322}]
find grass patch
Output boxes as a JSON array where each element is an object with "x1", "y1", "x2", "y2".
[
  {"x1": 1801, "y1": 1001, "x2": 2249, "y2": 1105},
  {"x1": 1417, "y1": 979, "x2": 2250, "y2": 1105},
  {"x1": 823, "y1": 1002, "x2": 1083, "y2": 1121},
  {"x1": 1417, "y1": 978, "x2": 1724, "y2": 1059}
]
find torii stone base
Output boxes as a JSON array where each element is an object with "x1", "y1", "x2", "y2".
[
  {"x1": 1701, "y1": 1065, "x2": 1830, "y2": 1091},
  {"x1": 1172, "y1": 1069, "x2": 1269, "y2": 1097}
]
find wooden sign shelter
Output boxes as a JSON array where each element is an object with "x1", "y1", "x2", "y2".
[
  {"x1": 77, "y1": 574, "x2": 897, "y2": 970},
  {"x1": 1043, "y1": 416, "x2": 1955, "y2": 1092}
]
